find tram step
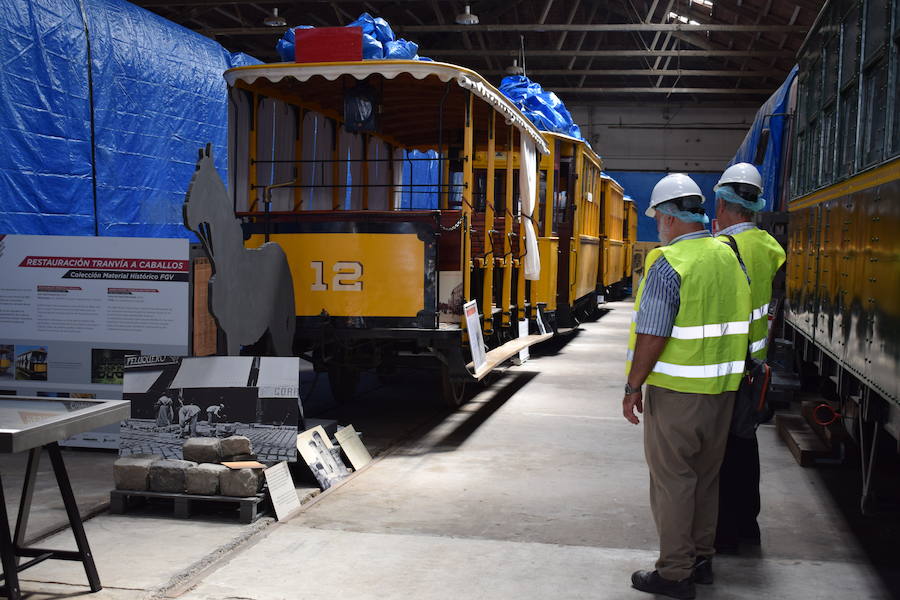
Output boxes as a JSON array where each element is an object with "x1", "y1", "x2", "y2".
[
  {"x1": 776, "y1": 413, "x2": 831, "y2": 468},
  {"x1": 109, "y1": 489, "x2": 268, "y2": 524},
  {"x1": 468, "y1": 332, "x2": 554, "y2": 380}
]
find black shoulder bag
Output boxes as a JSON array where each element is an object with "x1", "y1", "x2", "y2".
[{"x1": 721, "y1": 234, "x2": 772, "y2": 439}]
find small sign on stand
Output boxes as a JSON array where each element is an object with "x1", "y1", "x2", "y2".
[
  {"x1": 463, "y1": 300, "x2": 487, "y2": 372},
  {"x1": 515, "y1": 320, "x2": 530, "y2": 365},
  {"x1": 335, "y1": 425, "x2": 371, "y2": 471},
  {"x1": 263, "y1": 461, "x2": 302, "y2": 521}
]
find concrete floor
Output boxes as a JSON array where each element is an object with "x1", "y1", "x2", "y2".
[{"x1": 4, "y1": 300, "x2": 897, "y2": 599}]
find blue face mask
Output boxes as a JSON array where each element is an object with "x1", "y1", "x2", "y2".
[
  {"x1": 715, "y1": 186, "x2": 766, "y2": 212},
  {"x1": 655, "y1": 202, "x2": 710, "y2": 224}
]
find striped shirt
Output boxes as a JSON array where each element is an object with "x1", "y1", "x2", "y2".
[
  {"x1": 717, "y1": 221, "x2": 756, "y2": 237},
  {"x1": 634, "y1": 230, "x2": 711, "y2": 337}
]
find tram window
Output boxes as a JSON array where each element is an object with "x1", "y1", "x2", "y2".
[
  {"x1": 797, "y1": 75, "x2": 809, "y2": 125},
  {"x1": 864, "y1": 0, "x2": 890, "y2": 60},
  {"x1": 821, "y1": 106, "x2": 837, "y2": 186},
  {"x1": 791, "y1": 131, "x2": 804, "y2": 197},
  {"x1": 838, "y1": 83, "x2": 858, "y2": 176},
  {"x1": 892, "y1": 43, "x2": 900, "y2": 156},
  {"x1": 861, "y1": 58, "x2": 888, "y2": 167},
  {"x1": 842, "y1": 6, "x2": 860, "y2": 87},
  {"x1": 824, "y1": 36, "x2": 840, "y2": 102},
  {"x1": 809, "y1": 119, "x2": 821, "y2": 188},
  {"x1": 808, "y1": 57, "x2": 823, "y2": 120}
]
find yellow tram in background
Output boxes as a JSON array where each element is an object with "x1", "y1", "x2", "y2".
[
  {"x1": 223, "y1": 58, "x2": 629, "y2": 403},
  {"x1": 0, "y1": 346, "x2": 11, "y2": 376}
]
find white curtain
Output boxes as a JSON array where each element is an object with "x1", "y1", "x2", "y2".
[
  {"x1": 366, "y1": 138, "x2": 390, "y2": 209},
  {"x1": 339, "y1": 131, "x2": 364, "y2": 209},
  {"x1": 519, "y1": 137, "x2": 541, "y2": 280},
  {"x1": 391, "y1": 147, "x2": 405, "y2": 209},
  {"x1": 301, "y1": 112, "x2": 334, "y2": 210}
]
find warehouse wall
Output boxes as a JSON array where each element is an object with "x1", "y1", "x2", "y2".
[{"x1": 570, "y1": 104, "x2": 758, "y2": 172}]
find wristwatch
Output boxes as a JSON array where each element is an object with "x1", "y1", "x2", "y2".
[{"x1": 624, "y1": 382, "x2": 640, "y2": 395}]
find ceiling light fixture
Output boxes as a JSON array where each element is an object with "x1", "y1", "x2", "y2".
[
  {"x1": 455, "y1": 5, "x2": 479, "y2": 25},
  {"x1": 505, "y1": 59, "x2": 524, "y2": 75},
  {"x1": 264, "y1": 8, "x2": 286, "y2": 27}
]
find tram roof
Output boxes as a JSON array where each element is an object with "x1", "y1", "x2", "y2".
[{"x1": 224, "y1": 60, "x2": 549, "y2": 155}]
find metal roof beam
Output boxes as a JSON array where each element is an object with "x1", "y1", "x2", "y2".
[
  {"x1": 554, "y1": 87, "x2": 774, "y2": 94},
  {"x1": 484, "y1": 68, "x2": 786, "y2": 77},
  {"x1": 397, "y1": 23, "x2": 807, "y2": 32},
  {"x1": 427, "y1": 49, "x2": 794, "y2": 57}
]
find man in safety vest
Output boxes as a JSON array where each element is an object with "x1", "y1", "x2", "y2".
[
  {"x1": 624, "y1": 173, "x2": 750, "y2": 599},
  {"x1": 713, "y1": 163, "x2": 786, "y2": 554}
]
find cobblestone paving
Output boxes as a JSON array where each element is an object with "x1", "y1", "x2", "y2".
[{"x1": 120, "y1": 420, "x2": 296, "y2": 462}]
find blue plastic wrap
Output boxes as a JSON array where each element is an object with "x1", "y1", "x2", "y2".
[
  {"x1": 0, "y1": 0, "x2": 95, "y2": 235},
  {"x1": 399, "y1": 150, "x2": 440, "y2": 210},
  {"x1": 0, "y1": 0, "x2": 259, "y2": 238},
  {"x1": 499, "y1": 75, "x2": 583, "y2": 140},
  {"x1": 727, "y1": 65, "x2": 797, "y2": 212},
  {"x1": 276, "y1": 13, "x2": 424, "y2": 62}
]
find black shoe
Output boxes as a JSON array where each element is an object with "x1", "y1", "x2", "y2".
[
  {"x1": 631, "y1": 570, "x2": 696, "y2": 599},
  {"x1": 693, "y1": 556, "x2": 713, "y2": 585}
]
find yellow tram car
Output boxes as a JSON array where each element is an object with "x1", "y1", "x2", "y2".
[
  {"x1": 0, "y1": 347, "x2": 11, "y2": 376},
  {"x1": 222, "y1": 57, "x2": 634, "y2": 404}
]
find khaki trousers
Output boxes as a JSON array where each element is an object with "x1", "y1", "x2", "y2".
[{"x1": 643, "y1": 384, "x2": 735, "y2": 581}]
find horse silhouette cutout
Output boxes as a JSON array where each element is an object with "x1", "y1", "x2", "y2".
[{"x1": 183, "y1": 145, "x2": 296, "y2": 356}]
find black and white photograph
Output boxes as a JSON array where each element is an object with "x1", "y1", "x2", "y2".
[
  {"x1": 297, "y1": 425, "x2": 351, "y2": 490},
  {"x1": 119, "y1": 355, "x2": 300, "y2": 463}
]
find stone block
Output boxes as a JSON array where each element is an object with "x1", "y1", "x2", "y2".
[
  {"x1": 149, "y1": 459, "x2": 197, "y2": 493},
  {"x1": 185, "y1": 463, "x2": 228, "y2": 495},
  {"x1": 113, "y1": 456, "x2": 160, "y2": 491},
  {"x1": 220, "y1": 435, "x2": 252, "y2": 459},
  {"x1": 220, "y1": 468, "x2": 260, "y2": 497},
  {"x1": 182, "y1": 438, "x2": 222, "y2": 463}
]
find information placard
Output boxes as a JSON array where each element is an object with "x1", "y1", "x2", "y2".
[
  {"x1": 463, "y1": 300, "x2": 487, "y2": 372},
  {"x1": 263, "y1": 461, "x2": 302, "y2": 521},
  {"x1": 0, "y1": 235, "x2": 189, "y2": 446}
]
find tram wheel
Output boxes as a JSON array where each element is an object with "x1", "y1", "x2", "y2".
[{"x1": 440, "y1": 367, "x2": 468, "y2": 408}]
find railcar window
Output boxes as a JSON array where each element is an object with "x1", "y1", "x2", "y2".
[
  {"x1": 864, "y1": 0, "x2": 890, "y2": 60},
  {"x1": 861, "y1": 57, "x2": 888, "y2": 167},
  {"x1": 791, "y1": 131, "x2": 804, "y2": 197},
  {"x1": 892, "y1": 40, "x2": 900, "y2": 156},
  {"x1": 822, "y1": 106, "x2": 837, "y2": 185},
  {"x1": 810, "y1": 118, "x2": 822, "y2": 188},
  {"x1": 842, "y1": 6, "x2": 861, "y2": 87},
  {"x1": 838, "y1": 83, "x2": 859, "y2": 176},
  {"x1": 825, "y1": 35, "x2": 840, "y2": 102}
]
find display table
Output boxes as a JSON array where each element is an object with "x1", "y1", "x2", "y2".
[{"x1": 0, "y1": 395, "x2": 129, "y2": 600}]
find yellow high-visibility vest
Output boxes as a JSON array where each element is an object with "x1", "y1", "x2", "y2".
[
  {"x1": 718, "y1": 227, "x2": 786, "y2": 359},
  {"x1": 627, "y1": 236, "x2": 751, "y2": 394}
]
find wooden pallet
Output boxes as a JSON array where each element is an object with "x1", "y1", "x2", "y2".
[
  {"x1": 110, "y1": 489, "x2": 268, "y2": 524},
  {"x1": 776, "y1": 413, "x2": 831, "y2": 468}
]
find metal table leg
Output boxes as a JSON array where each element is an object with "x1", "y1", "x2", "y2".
[
  {"x1": 46, "y1": 443, "x2": 101, "y2": 592},
  {"x1": 0, "y1": 472, "x2": 23, "y2": 600}
]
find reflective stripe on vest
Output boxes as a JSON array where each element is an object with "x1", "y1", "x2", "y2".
[
  {"x1": 722, "y1": 228, "x2": 785, "y2": 360},
  {"x1": 626, "y1": 236, "x2": 751, "y2": 395}
]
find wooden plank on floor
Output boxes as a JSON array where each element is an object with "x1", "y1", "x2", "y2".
[
  {"x1": 776, "y1": 413, "x2": 831, "y2": 467},
  {"x1": 468, "y1": 333, "x2": 554, "y2": 380}
]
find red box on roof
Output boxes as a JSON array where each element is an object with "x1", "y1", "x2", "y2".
[{"x1": 294, "y1": 26, "x2": 363, "y2": 63}]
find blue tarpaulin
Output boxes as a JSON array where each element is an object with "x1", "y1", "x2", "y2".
[
  {"x1": 727, "y1": 65, "x2": 798, "y2": 212},
  {"x1": 606, "y1": 171, "x2": 721, "y2": 242},
  {"x1": 499, "y1": 75, "x2": 582, "y2": 140},
  {"x1": 0, "y1": 0, "x2": 257, "y2": 238}
]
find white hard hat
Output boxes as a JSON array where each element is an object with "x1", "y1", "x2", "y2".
[
  {"x1": 646, "y1": 173, "x2": 704, "y2": 217},
  {"x1": 714, "y1": 162, "x2": 763, "y2": 193}
]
